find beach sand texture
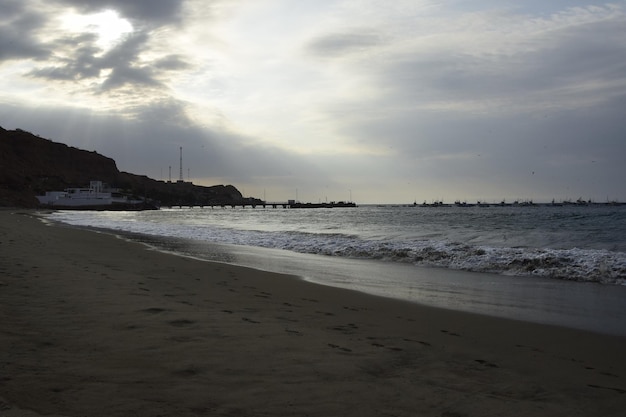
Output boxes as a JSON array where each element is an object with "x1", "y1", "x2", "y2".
[{"x1": 1, "y1": 210, "x2": 625, "y2": 416}]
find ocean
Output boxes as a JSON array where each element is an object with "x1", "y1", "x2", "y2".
[{"x1": 45, "y1": 204, "x2": 626, "y2": 335}]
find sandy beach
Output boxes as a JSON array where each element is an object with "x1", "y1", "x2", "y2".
[{"x1": 1, "y1": 210, "x2": 625, "y2": 416}]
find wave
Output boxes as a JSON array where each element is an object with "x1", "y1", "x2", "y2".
[
  {"x1": 240, "y1": 231, "x2": 626, "y2": 285},
  {"x1": 47, "y1": 211, "x2": 626, "y2": 285}
]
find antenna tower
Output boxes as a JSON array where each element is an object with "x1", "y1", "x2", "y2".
[{"x1": 179, "y1": 147, "x2": 183, "y2": 182}]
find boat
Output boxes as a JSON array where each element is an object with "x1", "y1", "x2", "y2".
[
  {"x1": 419, "y1": 201, "x2": 450, "y2": 207},
  {"x1": 36, "y1": 181, "x2": 158, "y2": 210}
]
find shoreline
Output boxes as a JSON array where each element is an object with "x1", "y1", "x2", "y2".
[
  {"x1": 44, "y1": 205, "x2": 626, "y2": 286},
  {"x1": 1, "y1": 210, "x2": 625, "y2": 416},
  {"x1": 73, "y1": 224, "x2": 626, "y2": 337}
]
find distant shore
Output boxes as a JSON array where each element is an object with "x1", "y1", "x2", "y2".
[{"x1": 1, "y1": 210, "x2": 625, "y2": 416}]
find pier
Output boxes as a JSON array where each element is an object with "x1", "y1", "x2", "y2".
[
  {"x1": 167, "y1": 200, "x2": 357, "y2": 209},
  {"x1": 412, "y1": 200, "x2": 625, "y2": 208}
]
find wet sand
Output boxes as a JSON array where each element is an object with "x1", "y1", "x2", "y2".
[{"x1": 1, "y1": 210, "x2": 625, "y2": 416}]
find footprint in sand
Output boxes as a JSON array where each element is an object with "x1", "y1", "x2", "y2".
[
  {"x1": 328, "y1": 343, "x2": 352, "y2": 353},
  {"x1": 140, "y1": 307, "x2": 169, "y2": 314},
  {"x1": 515, "y1": 343, "x2": 544, "y2": 353},
  {"x1": 330, "y1": 323, "x2": 359, "y2": 334},
  {"x1": 404, "y1": 338, "x2": 432, "y2": 347},
  {"x1": 475, "y1": 359, "x2": 499, "y2": 368},
  {"x1": 242, "y1": 317, "x2": 260, "y2": 324},
  {"x1": 275, "y1": 315, "x2": 299, "y2": 323},
  {"x1": 169, "y1": 319, "x2": 196, "y2": 327},
  {"x1": 587, "y1": 384, "x2": 626, "y2": 394},
  {"x1": 368, "y1": 340, "x2": 402, "y2": 351},
  {"x1": 173, "y1": 366, "x2": 202, "y2": 377}
]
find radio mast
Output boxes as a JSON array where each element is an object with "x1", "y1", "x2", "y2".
[{"x1": 178, "y1": 147, "x2": 183, "y2": 183}]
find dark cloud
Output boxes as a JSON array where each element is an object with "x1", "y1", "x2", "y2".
[
  {"x1": 96, "y1": 31, "x2": 163, "y2": 90},
  {"x1": 0, "y1": 0, "x2": 24, "y2": 16},
  {"x1": 28, "y1": 30, "x2": 179, "y2": 92},
  {"x1": 0, "y1": 1, "x2": 50, "y2": 61},
  {"x1": 154, "y1": 54, "x2": 191, "y2": 71},
  {"x1": 101, "y1": 65, "x2": 162, "y2": 91},
  {"x1": 51, "y1": 0, "x2": 186, "y2": 27},
  {"x1": 306, "y1": 30, "x2": 384, "y2": 57},
  {"x1": 28, "y1": 33, "x2": 101, "y2": 80}
]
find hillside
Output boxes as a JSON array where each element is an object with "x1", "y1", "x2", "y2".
[{"x1": 0, "y1": 126, "x2": 258, "y2": 208}]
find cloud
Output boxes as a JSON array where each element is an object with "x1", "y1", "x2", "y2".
[
  {"x1": 302, "y1": 3, "x2": 626, "y2": 115},
  {"x1": 27, "y1": 33, "x2": 101, "y2": 80},
  {"x1": 293, "y1": 3, "x2": 626, "y2": 201},
  {"x1": 51, "y1": 0, "x2": 186, "y2": 27},
  {"x1": 1, "y1": 1, "x2": 625, "y2": 203},
  {"x1": 97, "y1": 32, "x2": 163, "y2": 91},
  {"x1": 154, "y1": 54, "x2": 191, "y2": 71},
  {"x1": 0, "y1": 1, "x2": 51, "y2": 61},
  {"x1": 318, "y1": 4, "x2": 626, "y2": 142},
  {"x1": 26, "y1": 30, "x2": 162, "y2": 92},
  {"x1": 306, "y1": 30, "x2": 385, "y2": 57},
  {"x1": 1, "y1": 0, "x2": 195, "y2": 103},
  {"x1": 26, "y1": 27, "x2": 193, "y2": 99},
  {"x1": 379, "y1": 6, "x2": 625, "y2": 110}
]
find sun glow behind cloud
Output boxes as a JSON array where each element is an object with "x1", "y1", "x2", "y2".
[{"x1": 58, "y1": 9, "x2": 133, "y2": 53}]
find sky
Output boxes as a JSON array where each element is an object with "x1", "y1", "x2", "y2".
[{"x1": 1, "y1": 0, "x2": 625, "y2": 204}]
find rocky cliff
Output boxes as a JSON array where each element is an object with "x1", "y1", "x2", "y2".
[{"x1": 0, "y1": 126, "x2": 257, "y2": 208}]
